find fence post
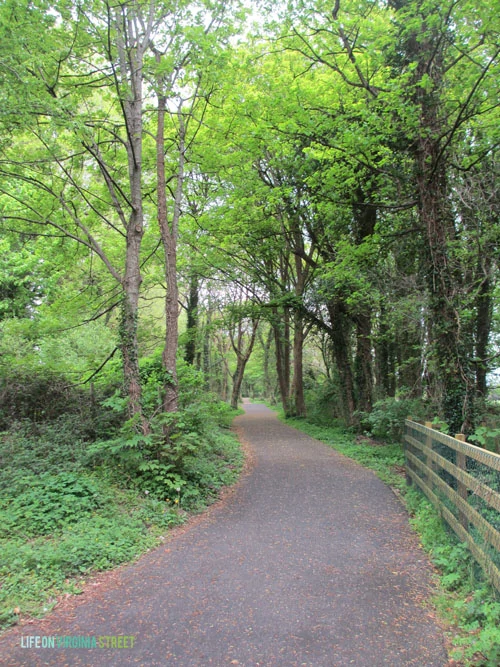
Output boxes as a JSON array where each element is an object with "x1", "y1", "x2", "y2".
[
  {"x1": 405, "y1": 418, "x2": 412, "y2": 486},
  {"x1": 425, "y1": 422, "x2": 434, "y2": 486},
  {"x1": 455, "y1": 434, "x2": 469, "y2": 529}
]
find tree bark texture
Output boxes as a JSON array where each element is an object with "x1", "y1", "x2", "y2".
[
  {"x1": 396, "y1": 4, "x2": 477, "y2": 433},
  {"x1": 354, "y1": 312, "x2": 373, "y2": 413},
  {"x1": 475, "y1": 265, "x2": 493, "y2": 397},
  {"x1": 327, "y1": 299, "x2": 356, "y2": 425},
  {"x1": 273, "y1": 307, "x2": 292, "y2": 416},
  {"x1": 114, "y1": 3, "x2": 151, "y2": 432},
  {"x1": 184, "y1": 273, "x2": 200, "y2": 365},
  {"x1": 156, "y1": 89, "x2": 184, "y2": 416}
]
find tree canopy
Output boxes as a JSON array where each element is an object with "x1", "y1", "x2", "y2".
[{"x1": 1, "y1": 0, "x2": 499, "y2": 436}]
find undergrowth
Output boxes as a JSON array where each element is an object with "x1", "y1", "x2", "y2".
[
  {"x1": 282, "y1": 413, "x2": 500, "y2": 667},
  {"x1": 0, "y1": 359, "x2": 243, "y2": 632}
]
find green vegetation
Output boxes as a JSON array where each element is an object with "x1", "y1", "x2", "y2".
[
  {"x1": 0, "y1": 0, "x2": 499, "y2": 655},
  {"x1": 0, "y1": 362, "x2": 243, "y2": 631},
  {"x1": 282, "y1": 411, "x2": 500, "y2": 666}
]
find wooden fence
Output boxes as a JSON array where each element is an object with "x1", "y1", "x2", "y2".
[{"x1": 404, "y1": 420, "x2": 500, "y2": 592}]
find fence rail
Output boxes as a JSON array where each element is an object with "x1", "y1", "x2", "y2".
[{"x1": 404, "y1": 420, "x2": 500, "y2": 592}]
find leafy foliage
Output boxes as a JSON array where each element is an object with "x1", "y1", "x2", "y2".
[
  {"x1": 0, "y1": 354, "x2": 243, "y2": 630},
  {"x1": 356, "y1": 398, "x2": 427, "y2": 442},
  {"x1": 0, "y1": 472, "x2": 104, "y2": 537}
]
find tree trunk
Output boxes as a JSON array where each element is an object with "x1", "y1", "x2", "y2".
[
  {"x1": 354, "y1": 312, "x2": 373, "y2": 413},
  {"x1": 352, "y1": 190, "x2": 375, "y2": 413},
  {"x1": 184, "y1": 272, "x2": 199, "y2": 365},
  {"x1": 259, "y1": 327, "x2": 275, "y2": 401},
  {"x1": 120, "y1": 289, "x2": 142, "y2": 424},
  {"x1": 229, "y1": 317, "x2": 259, "y2": 410},
  {"x1": 273, "y1": 307, "x2": 292, "y2": 416},
  {"x1": 475, "y1": 270, "x2": 492, "y2": 397},
  {"x1": 327, "y1": 299, "x2": 356, "y2": 425},
  {"x1": 115, "y1": 7, "x2": 148, "y2": 432},
  {"x1": 393, "y1": 4, "x2": 477, "y2": 433},
  {"x1": 416, "y1": 96, "x2": 475, "y2": 433},
  {"x1": 291, "y1": 310, "x2": 307, "y2": 417},
  {"x1": 203, "y1": 307, "x2": 212, "y2": 385},
  {"x1": 230, "y1": 358, "x2": 246, "y2": 409},
  {"x1": 375, "y1": 306, "x2": 396, "y2": 399},
  {"x1": 157, "y1": 89, "x2": 184, "y2": 416}
]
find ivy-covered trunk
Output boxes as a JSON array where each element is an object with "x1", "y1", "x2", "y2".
[
  {"x1": 354, "y1": 312, "x2": 373, "y2": 413},
  {"x1": 114, "y1": 3, "x2": 149, "y2": 432},
  {"x1": 408, "y1": 9, "x2": 476, "y2": 434},
  {"x1": 327, "y1": 299, "x2": 356, "y2": 425},
  {"x1": 475, "y1": 266, "x2": 493, "y2": 397},
  {"x1": 119, "y1": 289, "x2": 142, "y2": 424},
  {"x1": 120, "y1": 100, "x2": 145, "y2": 428},
  {"x1": 184, "y1": 272, "x2": 199, "y2": 365}
]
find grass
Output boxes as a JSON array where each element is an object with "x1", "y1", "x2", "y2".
[
  {"x1": 280, "y1": 413, "x2": 500, "y2": 667},
  {"x1": 0, "y1": 418, "x2": 243, "y2": 632}
]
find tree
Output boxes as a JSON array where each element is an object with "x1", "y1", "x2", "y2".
[
  {"x1": 269, "y1": 0, "x2": 500, "y2": 431},
  {"x1": 0, "y1": 0, "x2": 244, "y2": 431}
]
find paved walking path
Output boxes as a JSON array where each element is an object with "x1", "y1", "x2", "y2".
[{"x1": 0, "y1": 403, "x2": 447, "y2": 666}]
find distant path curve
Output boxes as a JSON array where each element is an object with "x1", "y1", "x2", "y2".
[{"x1": 0, "y1": 402, "x2": 447, "y2": 666}]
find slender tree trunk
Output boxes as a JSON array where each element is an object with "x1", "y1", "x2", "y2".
[
  {"x1": 354, "y1": 312, "x2": 373, "y2": 413},
  {"x1": 203, "y1": 307, "x2": 212, "y2": 383},
  {"x1": 115, "y1": 7, "x2": 149, "y2": 432},
  {"x1": 475, "y1": 269, "x2": 493, "y2": 397},
  {"x1": 163, "y1": 234, "x2": 179, "y2": 413},
  {"x1": 290, "y1": 238, "x2": 309, "y2": 418},
  {"x1": 291, "y1": 311, "x2": 307, "y2": 417},
  {"x1": 120, "y1": 289, "x2": 142, "y2": 423},
  {"x1": 230, "y1": 358, "x2": 246, "y2": 409},
  {"x1": 156, "y1": 89, "x2": 183, "y2": 415},
  {"x1": 230, "y1": 318, "x2": 259, "y2": 410},
  {"x1": 375, "y1": 306, "x2": 396, "y2": 399},
  {"x1": 216, "y1": 332, "x2": 231, "y2": 401},
  {"x1": 273, "y1": 307, "x2": 292, "y2": 416},
  {"x1": 259, "y1": 327, "x2": 274, "y2": 401},
  {"x1": 327, "y1": 299, "x2": 356, "y2": 425},
  {"x1": 184, "y1": 273, "x2": 199, "y2": 365}
]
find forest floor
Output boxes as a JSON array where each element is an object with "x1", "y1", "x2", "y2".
[{"x1": 0, "y1": 402, "x2": 448, "y2": 666}]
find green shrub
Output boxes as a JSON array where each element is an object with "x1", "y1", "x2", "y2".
[
  {"x1": 88, "y1": 354, "x2": 243, "y2": 506},
  {"x1": 0, "y1": 472, "x2": 105, "y2": 537},
  {"x1": 0, "y1": 352, "x2": 244, "y2": 630},
  {"x1": 356, "y1": 397, "x2": 426, "y2": 442},
  {"x1": 405, "y1": 489, "x2": 500, "y2": 666},
  {"x1": 0, "y1": 496, "x2": 183, "y2": 629},
  {"x1": 0, "y1": 371, "x2": 92, "y2": 429},
  {"x1": 304, "y1": 379, "x2": 345, "y2": 425},
  {"x1": 0, "y1": 417, "x2": 92, "y2": 490}
]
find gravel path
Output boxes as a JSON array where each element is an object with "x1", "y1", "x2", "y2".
[{"x1": 0, "y1": 402, "x2": 448, "y2": 666}]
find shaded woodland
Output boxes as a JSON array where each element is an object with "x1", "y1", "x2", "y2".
[{"x1": 0, "y1": 0, "x2": 499, "y2": 441}]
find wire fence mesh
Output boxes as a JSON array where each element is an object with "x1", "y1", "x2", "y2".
[{"x1": 404, "y1": 420, "x2": 500, "y2": 592}]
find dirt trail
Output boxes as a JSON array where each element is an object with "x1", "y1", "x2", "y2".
[{"x1": 0, "y1": 402, "x2": 447, "y2": 666}]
